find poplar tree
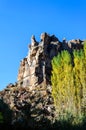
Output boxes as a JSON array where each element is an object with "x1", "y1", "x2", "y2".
[
  {"x1": 51, "y1": 42, "x2": 86, "y2": 119},
  {"x1": 73, "y1": 50, "x2": 84, "y2": 115},
  {"x1": 51, "y1": 50, "x2": 74, "y2": 115}
]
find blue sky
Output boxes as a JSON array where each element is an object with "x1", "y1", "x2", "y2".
[{"x1": 0, "y1": 0, "x2": 86, "y2": 90}]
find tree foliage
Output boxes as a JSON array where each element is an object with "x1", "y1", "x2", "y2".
[{"x1": 51, "y1": 41, "x2": 86, "y2": 124}]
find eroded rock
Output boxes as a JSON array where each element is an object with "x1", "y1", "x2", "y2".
[{"x1": 0, "y1": 32, "x2": 85, "y2": 129}]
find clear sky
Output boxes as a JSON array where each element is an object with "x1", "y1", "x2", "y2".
[{"x1": 0, "y1": 0, "x2": 86, "y2": 90}]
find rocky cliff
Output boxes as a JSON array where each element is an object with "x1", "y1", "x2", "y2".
[
  {"x1": 17, "y1": 33, "x2": 83, "y2": 88},
  {"x1": 17, "y1": 33, "x2": 61, "y2": 88},
  {"x1": 0, "y1": 33, "x2": 84, "y2": 129}
]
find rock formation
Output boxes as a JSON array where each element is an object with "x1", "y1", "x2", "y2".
[
  {"x1": 0, "y1": 33, "x2": 85, "y2": 129},
  {"x1": 17, "y1": 33, "x2": 84, "y2": 89},
  {"x1": 17, "y1": 33, "x2": 61, "y2": 88}
]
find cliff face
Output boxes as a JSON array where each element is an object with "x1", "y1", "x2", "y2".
[
  {"x1": 17, "y1": 33, "x2": 83, "y2": 88},
  {"x1": 17, "y1": 33, "x2": 61, "y2": 88},
  {"x1": 0, "y1": 33, "x2": 84, "y2": 129}
]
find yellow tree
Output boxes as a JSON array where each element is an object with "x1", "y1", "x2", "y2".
[
  {"x1": 73, "y1": 46, "x2": 86, "y2": 116},
  {"x1": 51, "y1": 43, "x2": 86, "y2": 124},
  {"x1": 82, "y1": 41, "x2": 86, "y2": 114},
  {"x1": 61, "y1": 51, "x2": 75, "y2": 114},
  {"x1": 51, "y1": 50, "x2": 74, "y2": 115},
  {"x1": 73, "y1": 50, "x2": 84, "y2": 115},
  {"x1": 51, "y1": 53, "x2": 62, "y2": 113}
]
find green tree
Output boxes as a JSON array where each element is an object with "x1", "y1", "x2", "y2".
[
  {"x1": 51, "y1": 43, "x2": 86, "y2": 123},
  {"x1": 73, "y1": 50, "x2": 84, "y2": 115},
  {"x1": 51, "y1": 50, "x2": 75, "y2": 115}
]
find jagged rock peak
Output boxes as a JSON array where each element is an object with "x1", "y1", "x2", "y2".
[
  {"x1": 17, "y1": 33, "x2": 61, "y2": 88},
  {"x1": 17, "y1": 32, "x2": 84, "y2": 88}
]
